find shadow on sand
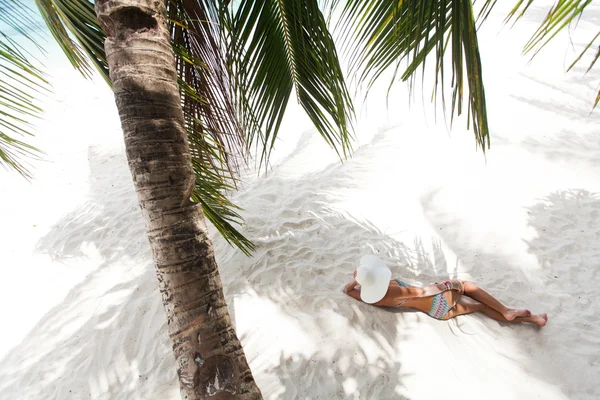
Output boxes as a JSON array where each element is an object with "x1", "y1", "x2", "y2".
[
  {"x1": 0, "y1": 148, "x2": 177, "y2": 399},
  {"x1": 3, "y1": 128, "x2": 597, "y2": 399},
  {"x1": 421, "y1": 187, "x2": 600, "y2": 399}
]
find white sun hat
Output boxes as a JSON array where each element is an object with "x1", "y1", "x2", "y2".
[{"x1": 356, "y1": 255, "x2": 392, "y2": 304}]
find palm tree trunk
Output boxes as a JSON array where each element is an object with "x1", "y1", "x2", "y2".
[{"x1": 94, "y1": 1, "x2": 262, "y2": 399}]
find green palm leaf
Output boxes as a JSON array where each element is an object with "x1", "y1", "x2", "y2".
[
  {"x1": 34, "y1": 0, "x2": 109, "y2": 84},
  {"x1": 227, "y1": 0, "x2": 354, "y2": 164},
  {"x1": 336, "y1": 0, "x2": 490, "y2": 152},
  {"x1": 33, "y1": 0, "x2": 254, "y2": 252},
  {"x1": 505, "y1": 0, "x2": 600, "y2": 109},
  {"x1": 168, "y1": 0, "x2": 255, "y2": 254},
  {"x1": 0, "y1": 0, "x2": 50, "y2": 178}
]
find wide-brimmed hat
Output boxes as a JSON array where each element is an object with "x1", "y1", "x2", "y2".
[{"x1": 356, "y1": 255, "x2": 392, "y2": 304}]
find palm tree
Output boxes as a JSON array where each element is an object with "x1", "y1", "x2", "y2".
[{"x1": 1, "y1": 0, "x2": 598, "y2": 398}]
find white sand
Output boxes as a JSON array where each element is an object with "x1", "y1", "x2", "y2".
[{"x1": 1, "y1": 2, "x2": 600, "y2": 399}]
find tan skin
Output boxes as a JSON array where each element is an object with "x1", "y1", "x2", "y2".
[{"x1": 344, "y1": 271, "x2": 548, "y2": 326}]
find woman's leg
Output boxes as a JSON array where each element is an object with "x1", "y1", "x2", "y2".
[
  {"x1": 462, "y1": 281, "x2": 530, "y2": 320},
  {"x1": 478, "y1": 303, "x2": 548, "y2": 326},
  {"x1": 445, "y1": 296, "x2": 547, "y2": 326}
]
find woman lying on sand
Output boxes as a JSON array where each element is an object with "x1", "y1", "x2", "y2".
[{"x1": 344, "y1": 255, "x2": 548, "y2": 326}]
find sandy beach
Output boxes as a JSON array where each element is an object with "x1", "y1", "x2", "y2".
[{"x1": 1, "y1": 1, "x2": 599, "y2": 399}]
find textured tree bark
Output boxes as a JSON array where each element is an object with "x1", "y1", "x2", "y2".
[{"x1": 94, "y1": 1, "x2": 262, "y2": 399}]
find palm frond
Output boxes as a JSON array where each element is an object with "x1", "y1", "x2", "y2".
[
  {"x1": 167, "y1": 0, "x2": 254, "y2": 254},
  {"x1": 34, "y1": 0, "x2": 109, "y2": 84},
  {"x1": 0, "y1": 0, "x2": 49, "y2": 178},
  {"x1": 337, "y1": 0, "x2": 490, "y2": 152},
  {"x1": 30, "y1": 0, "x2": 254, "y2": 252},
  {"x1": 227, "y1": 0, "x2": 354, "y2": 164},
  {"x1": 506, "y1": 0, "x2": 599, "y2": 109},
  {"x1": 0, "y1": 0, "x2": 44, "y2": 47},
  {"x1": 189, "y1": 139, "x2": 254, "y2": 255}
]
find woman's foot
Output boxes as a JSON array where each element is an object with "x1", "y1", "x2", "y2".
[
  {"x1": 504, "y1": 308, "x2": 531, "y2": 321},
  {"x1": 529, "y1": 313, "x2": 548, "y2": 327}
]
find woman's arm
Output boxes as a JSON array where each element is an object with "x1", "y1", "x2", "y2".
[
  {"x1": 346, "y1": 287, "x2": 362, "y2": 301},
  {"x1": 344, "y1": 280, "x2": 363, "y2": 302},
  {"x1": 343, "y1": 280, "x2": 358, "y2": 294}
]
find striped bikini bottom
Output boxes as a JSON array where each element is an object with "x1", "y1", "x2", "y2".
[{"x1": 395, "y1": 279, "x2": 453, "y2": 320}]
